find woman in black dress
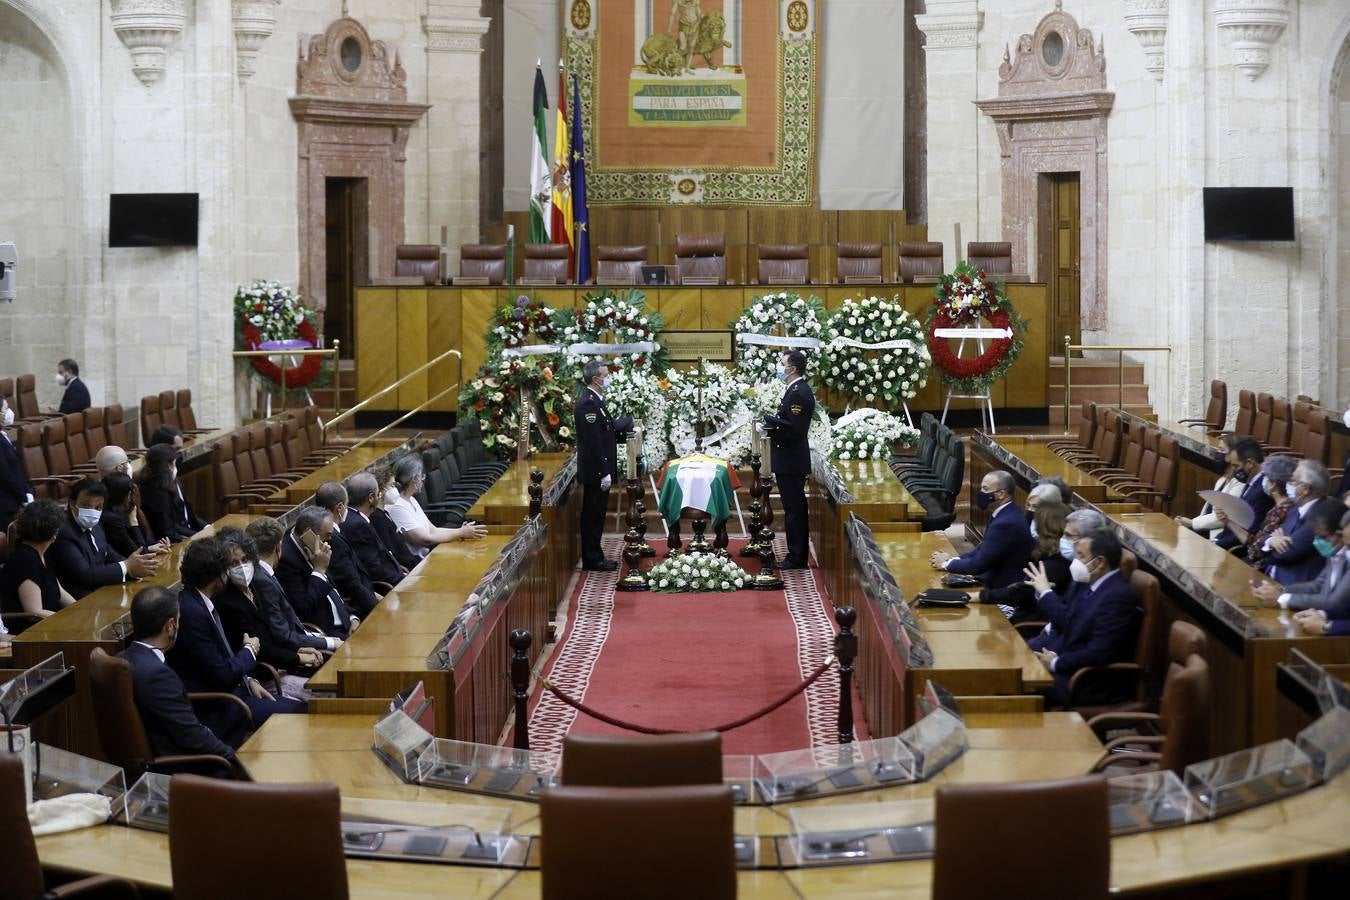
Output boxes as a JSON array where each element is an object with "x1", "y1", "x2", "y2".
[
  {"x1": 369, "y1": 464, "x2": 421, "y2": 572},
  {"x1": 1, "y1": 500, "x2": 75, "y2": 620},
  {"x1": 138, "y1": 444, "x2": 204, "y2": 543},
  {"x1": 102, "y1": 471, "x2": 157, "y2": 558}
]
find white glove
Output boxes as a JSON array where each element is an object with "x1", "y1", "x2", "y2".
[{"x1": 600, "y1": 475, "x2": 612, "y2": 491}]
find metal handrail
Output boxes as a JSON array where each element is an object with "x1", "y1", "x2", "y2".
[
  {"x1": 1062, "y1": 337, "x2": 1172, "y2": 434},
  {"x1": 346, "y1": 381, "x2": 462, "y2": 451},
  {"x1": 323, "y1": 348, "x2": 463, "y2": 437},
  {"x1": 231, "y1": 340, "x2": 341, "y2": 420}
]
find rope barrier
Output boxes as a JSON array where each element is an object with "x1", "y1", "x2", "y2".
[{"x1": 540, "y1": 656, "x2": 837, "y2": 735}]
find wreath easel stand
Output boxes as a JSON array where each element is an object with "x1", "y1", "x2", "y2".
[{"x1": 933, "y1": 324, "x2": 1012, "y2": 434}]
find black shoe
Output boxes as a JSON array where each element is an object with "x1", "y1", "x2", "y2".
[
  {"x1": 777, "y1": 559, "x2": 809, "y2": 570},
  {"x1": 583, "y1": 560, "x2": 619, "y2": 572}
]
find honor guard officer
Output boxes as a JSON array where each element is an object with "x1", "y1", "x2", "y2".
[
  {"x1": 762, "y1": 350, "x2": 814, "y2": 570},
  {"x1": 575, "y1": 360, "x2": 634, "y2": 571}
]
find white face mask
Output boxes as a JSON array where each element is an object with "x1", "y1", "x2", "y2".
[
  {"x1": 1069, "y1": 557, "x2": 1093, "y2": 583},
  {"x1": 227, "y1": 562, "x2": 255, "y2": 588},
  {"x1": 1059, "y1": 536, "x2": 1076, "y2": 560},
  {"x1": 1286, "y1": 483, "x2": 1299, "y2": 500},
  {"x1": 1029, "y1": 522, "x2": 1039, "y2": 540},
  {"x1": 0, "y1": 405, "x2": 12, "y2": 427},
  {"x1": 53, "y1": 373, "x2": 67, "y2": 386}
]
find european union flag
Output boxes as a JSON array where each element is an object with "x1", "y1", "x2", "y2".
[{"x1": 570, "y1": 73, "x2": 591, "y2": 285}]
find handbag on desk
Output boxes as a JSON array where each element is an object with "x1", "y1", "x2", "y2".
[{"x1": 914, "y1": 588, "x2": 972, "y2": 608}]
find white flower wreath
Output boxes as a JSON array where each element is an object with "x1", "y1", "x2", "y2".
[
  {"x1": 604, "y1": 367, "x2": 670, "y2": 476},
  {"x1": 662, "y1": 364, "x2": 747, "y2": 460},
  {"x1": 647, "y1": 552, "x2": 749, "y2": 593},
  {"x1": 740, "y1": 378, "x2": 834, "y2": 461},
  {"x1": 830, "y1": 409, "x2": 919, "y2": 461},
  {"x1": 820, "y1": 296, "x2": 931, "y2": 408},
  {"x1": 730, "y1": 292, "x2": 827, "y2": 383},
  {"x1": 558, "y1": 290, "x2": 664, "y2": 374}
]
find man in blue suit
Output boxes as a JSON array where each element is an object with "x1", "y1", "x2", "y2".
[
  {"x1": 119, "y1": 586, "x2": 247, "y2": 763},
  {"x1": 1215, "y1": 438, "x2": 1273, "y2": 552},
  {"x1": 55, "y1": 358, "x2": 91, "y2": 415},
  {"x1": 1263, "y1": 460, "x2": 1331, "y2": 587},
  {"x1": 167, "y1": 536, "x2": 305, "y2": 738},
  {"x1": 1024, "y1": 528, "x2": 1141, "y2": 707},
  {"x1": 930, "y1": 470, "x2": 1034, "y2": 589},
  {"x1": 44, "y1": 478, "x2": 159, "y2": 599},
  {"x1": 1253, "y1": 502, "x2": 1350, "y2": 613},
  {"x1": 0, "y1": 398, "x2": 32, "y2": 531}
]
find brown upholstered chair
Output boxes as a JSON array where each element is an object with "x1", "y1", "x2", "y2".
[
  {"x1": 755, "y1": 243, "x2": 809, "y2": 284},
  {"x1": 932, "y1": 776, "x2": 1109, "y2": 900},
  {"x1": 835, "y1": 242, "x2": 882, "y2": 283},
  {"x1": 87, "y1": 648, "x2": 247, "y2": 781},
  {"x1": 966, "y1": 241, "x2": 1013, "y2": 274},
  {"x1": 168, "y1": 389, "x2": 210, "y2": 435},
  {"x1": 212, "y1": 438, "x2": 274, "y2": 514},
  {"x1": 1265, "y1": 397, "x2": 1297, "y2": 454},
  {"x1": 1298, "y1": 409, "x2": 1331, "y2": 463},
  {"x1": 0, "y1": 753, "x2": 142, "y2": 900},
  {"x1": 561, "y1": 731, "x2": 723, "y2": 787},
  {"x1": 458, "y1": 244, "x2": 507, "y2": 285},
  {"x1": 594, "y1": 245, "x2": 647, "y2": 284},
  {"x1": 1047, "y1": 401, "x2": 1097, "y2": 458},
  {"x1": 897, "y1": 241, "x2": 944, "y2": 282},
  {"x1": 1067, "y1": 569, "x2": 1162, "y2": 718},
  {"x1": 540, "y1": 785, "x2": 735, "y2": 900},
  {"x1": 523, "y1": 243, "x2": 572, "y2": 284},
  {"x1": 1233, "y1": 388, "x2": 1257, "y2": 437},
  {"x1": 394, "y1": 244, "x2": 442, "y2": 285},
  {"x1": 14, "y1": 373, "x2": 47, "y2": 423},
  {"x1": 169, "y1": 775, "x2": 347, "y2": 900},
  {"x1": 139, "y1": 393, "x2": 163, "y2": 447},
  {"x1": 674, "y1": 232, "x2": 727, "y2": 284},
  {"x1": 1178, "y1": 379, "x2": 1227, "y2": 435},
  {"x1": 17, "y1": 422, "x2": 73, "y2": 499},
  {"x1": 1090, "y1": 621, "x2": 1210, "y2": 775}
]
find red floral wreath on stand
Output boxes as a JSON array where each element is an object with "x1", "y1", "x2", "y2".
[
  {"x1": 241, "y1": 318, "x2": 323, "y2": 388},
  {"x1": 928, "y1": 308, "x2": 1014, "y2": 381}
]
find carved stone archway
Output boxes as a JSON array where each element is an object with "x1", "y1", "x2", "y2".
[
  {"x1": 291, "y1": 17, "x2": 429, "y2": 323},
  {"x1": 976, "y1": 3, "x2": 1113, "y2": 329}
]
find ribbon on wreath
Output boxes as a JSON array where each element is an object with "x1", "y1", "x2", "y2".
[
  {"x1": 825, "y1": 336, "x2": 919, "y2": 351},
  {"x1": 567, "y1": 341, "x2": 661, "y2": 355},
  {"x1": 500, "y1": 344, "x2": 565, "y2": 358},
  {"x1": 736, "y1": 333, "x2": 823, "y2": 350}
]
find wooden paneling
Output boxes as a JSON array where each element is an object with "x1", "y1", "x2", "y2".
[
  {"x1": 427, "y1": 291, "x2": 462, "y2": 412},
  {"x1": 356, "y1": 288, "x2": 397, "y2": 402},
  {"x1": 1005, "y1": 282, "x2": 1050, "y2": 408},
  {"x1": 458, "y1": 288, "x2": 498, "y2": 380},
  {"x1": 395, "y1": 289, "x2": 429, "y2": 408}
]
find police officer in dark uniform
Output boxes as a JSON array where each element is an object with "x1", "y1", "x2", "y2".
[
  {"x1": 763, "y1": 350, "x2": 814, "y2": 569},
  {"x1": 575, "y1": 360, "x2": 634, "y2": 571}
]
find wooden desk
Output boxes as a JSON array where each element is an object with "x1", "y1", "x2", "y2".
[
  {"x1": 973, "y1": 436, "x2": 1137, "y2": 507},
  {"x1": 468, "y1": 456, "x2": 567, "y2": 527},
  {"x1": 265, "y1": 441, "x2": 408, "y2": 507}
]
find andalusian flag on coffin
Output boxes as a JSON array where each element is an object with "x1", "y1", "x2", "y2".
[
  {"x1": 656, "y1": 455, "x2": 738, "y2": 527},
  {"x1": 529, "y1": 63, "x2": 551, "y2": 244}
]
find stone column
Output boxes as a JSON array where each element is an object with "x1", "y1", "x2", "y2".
[
  {"x1": 423, "y1": 1, "x2": 491, "y2": 268},
  {"x1": 915, "y1": 0, "x2": 983, "y2": 270}
]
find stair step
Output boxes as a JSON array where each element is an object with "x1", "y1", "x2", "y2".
[
  {"x1": 1049, "y1": 384, "x2": 1152, "y2": 405},
  {"x1": 1048, "y1": 365, "x2": 1147, "y2": 386}
]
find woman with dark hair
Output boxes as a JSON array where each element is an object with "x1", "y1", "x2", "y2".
[
  {"x1": 1227, "y1": 454, "x2": 1300, "y2": 569},
  {"x1": 138, "y1": 443, "x2": 206, "y2": 543},
  {"x1": 1, "y1": 500, "x2": 76, "y2": 619},
  {"x1": 369, "y1": 464, "x2": 421, "y2": 571},
  {"x1": 102, "y1": 471, "x2": 163, "y2": 558},
  {"x1": 984, "y1": 500, "x2": 1072, "y2": 624}
]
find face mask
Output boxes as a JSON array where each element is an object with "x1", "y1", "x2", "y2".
[
  {"x1": 1343, "y1": 409, "x2": 1350, "y2": 429},
  {"x1": 601, "y1": 374, "x2": 613, "y2": 389},
  {"x1": 53, "y1": 373, "x2": 67, "y2": 386},
  {"x1": 1059, "y1": 536, "x2": 1075, "y2": 560},
  {"x1": 1314, "y1": 537, "x2": 1337, "y2": 559},
  {"x1": 1286, "y1": 483, "x2": 1299, "y2": 500},
  {"x1": 1029, "y1": 522, "x2": 1039, "y2": 540},
  {"x1": 776, "y1": 365, "x2": 788, "y2": 381},
  {"x1": 1232, "y1": 468, "x2": 1248, "y2": 484},
  {"x1": 1, "y1": 406, "x2": 12, "y2": 427},
  {"x1": 228, "y1": 562, "x2": 255, "y2": 588},
  {"x1": 75, "y1": 507, "x2": 102, "y2": 530},
  {"x1": 975, "y1": 490, "x2": 996, "y2": 510},
  {"x1": 1070, "y1": 557, "x2": 1092, "y2": 583}
]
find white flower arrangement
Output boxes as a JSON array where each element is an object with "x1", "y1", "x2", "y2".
[
  {"x1": 661, "y1": 364, "x2": 749, "y2": 460},
  {"x1": 605, "y1": 366, "x2": 669, "y2": 476},
  {"x1": 234, "y1": 280, "x2": 309, "y2": 342},
  {"x1": 820, "y1": 296, "x2": 931, "y2": 408},
  {"x1": 730, "y1": 292, "x2": 827, "y2": 383},
  {"x1": 829, "y1": 409, "x2": 919, "y2": 461},
  {"x1": 558, "y1": 290, "x2": 665, "y2": 374},
  {"x1": 647, "y1": 552, "x2": 749, "y2": 593},
  {"x1": 739, "y1": 378, "x2": 833, "y2": 462}
]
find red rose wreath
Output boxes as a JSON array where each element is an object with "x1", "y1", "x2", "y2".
[
  {"x1": 241, "y1": 318, "x2": 323, "y2": 388},
  {"x1": 924, "y1": 262, "x2": 1026, "y2": 395}
]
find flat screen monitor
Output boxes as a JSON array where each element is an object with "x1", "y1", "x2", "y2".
[
  {"x1": 109, "y1": 193, "x2": 199, "y2": 247},
  {"x1": 1203, "y1": 187, "x2": 1294, "y2": 242}
]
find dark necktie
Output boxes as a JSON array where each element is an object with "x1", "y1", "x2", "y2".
[{"x1": 206, "y1": 599, "x2": 232, "y2": 655}]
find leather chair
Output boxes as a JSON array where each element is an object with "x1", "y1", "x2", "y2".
[
  {"x1": 1178, "y1": 380, "x2": 1227, "y2": 435},
  {"x1": 540, "y1": 785, "x2": 735, "y2": 900},
  {"x1": 933, "y1": 776, "x2": 1109, "y2": 900},
  {"x1": 18, "y1": 422, "x2": 74, "y2": 499},
  {"x1": 523, "y1": 243, "x2": 572, "y2": 284},
  {"x1": 87, "y1": 648, "x2": 247, "y2": 780},
  {"x1": 61, "y1": 412, "x2": 101, "y2": 475},
  {"x1": 1233, "y1": 388, "x2": 1257, "y2": 437},
  {"x1": 103, "y1": 405, "x2": 130, "y2": 450},
  {"x1": 212, "y1": 438, "x2": 274, "y2": 514},
  {"x1": 1298, "y1": 409, "x2": 1331, "y2": 464},
  {"x1": 594, "y1": 245, "x2": 647, "y2": 284},
  {"x1": 169, "y1": 775, "x2": 347, "y2": 900},
  {"x1": 755, "y1": 243, "x2": 809, "y2": 284},
  {"x1": 966, "y1": 241, "x2": 1013, "y2": 274},
  {"x1": 1066, "y1": 569, "x2": 1162, "y2": 718},
  {"x1": 897, "y1": 241, "x2": 944, "y2": 282},
  {"x1": 1047, "y1": 401, "x2": 1097, "y2": 459},
  {"x1": 140, "y1": 393, "x2": 163, "y2": 447},
  {"x1": 458, "y1": 244, "x2": 507, "y2": 284},
  {"x1": 1265, "y1": 397, "x2": 1297, "y2": 454},
  {"x1": 394, "y1": 244, "x2": 442, "y2": 285},
  {"x1": 0, "y1": 753, "x2": 141, "y2": 900},
  {"x1": 41, "y1": 417, "x2": 74, "y2": 479},
  {"x1": 561, "y1": 731, "x2": 723, "y2": 787},
  {"x1": 1090, "y1": 622, "x2": 1210, "y2": 775},
  {"x1": 835, "y1": 242, "x2": 882, "y2": 283},
  {"x1": 171, "y1": 389, "x2": 211, "y2": 435},
  {"x1": 14, "y1": 374, "x2": 46, "y2": 423},
  {"x1": 674, "y1": 232, "x2": 727, "y2": 284}
]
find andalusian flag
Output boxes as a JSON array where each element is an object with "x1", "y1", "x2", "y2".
[
  {"x1": 529, "y1": 63, "x2": 551, "y2": 244},
  {"x1": 550, "y1": 65, "x2": 574, "y2": 278},
  {"x1": 656, "y1": 456, "x2": 739, "y2": 526}
]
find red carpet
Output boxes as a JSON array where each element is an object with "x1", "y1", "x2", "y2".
[{"x1": 522, "y1": 536, "x2": 869, "y2": 758}]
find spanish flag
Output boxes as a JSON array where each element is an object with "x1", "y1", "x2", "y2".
[{"x1": 550, "y1": 65, "x2": 574, "y2": 279}]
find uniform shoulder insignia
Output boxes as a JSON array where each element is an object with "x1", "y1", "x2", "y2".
[
  {"x1": 790, "y1": 404, "x2": 803, "y2": 416},
  {"x1": 585, "y1": 413, "x2": 598, "y2": 423}
]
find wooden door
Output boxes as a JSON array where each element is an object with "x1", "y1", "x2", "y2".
[
  {"x1": 1049, "y1": 174, "x2": 1081, "y2": 352},
  {"x1": 324, "y1": 177, "x2": 364, "y2": 357}
]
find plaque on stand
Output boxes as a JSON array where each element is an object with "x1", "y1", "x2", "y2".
[
  {"x1": 1296, "y1": 704, "x2": 1350, "y2": 782},
  {"x1": 753, "y1": 738, "x2": 916, "y2": 803},
  {"x1": 1183, "y1": 739, "x2": 1315, "y2": 819},
  {"x1": 784, "y1": 798, "x2": 935, "y2": 867},
  {"x1": 372, "y1": 709, "x2": 436, "y2": 782},
  {"x1": 898, "y1": 707, "x2": 968, "y2": 780},
  {"x1": 414, "y1": 737, "x2": 560, "y2": 800},
  {"x1": 123, "y1": 771, "x2": 173, "y2": 832}
]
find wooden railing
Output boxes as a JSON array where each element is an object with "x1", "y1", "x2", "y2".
[{"x1": 1062, "y1": 337, "x2": 1172, "y2": 433}]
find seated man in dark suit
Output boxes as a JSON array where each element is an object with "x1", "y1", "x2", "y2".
[
  {"x1": 1258, "y1": 459, "x2": 1330, "y2": 586},
  {"x1": 245, "y1": 516, "x2": 342, "y2": 654},
  {"x1": 929, "y1": 469, "x2": 1035, "y2": 589},
  {"x1": 44, "y1": 478, "x2": 159, "y2": 599},
  {"x1": 166, "y1": 536, "x2": 306, "y2": 735},
  {"x1": 1214, "y1": 438, "x2": 1273, "y2": 551},
  {"x1": 214, "y1": 527, "x2": 325, "y2": 676},
  {"x1": 314, "y1": 481, "x2": 380, "y2": 617},
  {"x1": 274, "y1": 506, "x2": 359, "y2": 639},
  {"x1": 55, "y1": 358, "x2": 91, "y2": 414},
  {"x1": 1024, "y1": 528, "x2": 1142, "y2": 707},
  {"x1": 119, "y1": 586, "x2": 248, "y2": 761},
  {"x1": 1252, "y1": 498, "x2": 1348, "y2": 611},
  {"x1": 343, "y1": 472, "x2": 406, "y2": 586},
  {"x1": 0, "y1": 397, "x2": 33, "y2": 532}
]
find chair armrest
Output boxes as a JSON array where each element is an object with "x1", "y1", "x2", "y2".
[
  {"x1": 372, "y1": 581, "x2": 394, "y2": 594},
  {"x1": 253, "y1": 661, "x2": 284, "y2": 691},
  {"x1": 150, "y1": 753, "x2": 246, "y2": 780},
  {"x1": 0, "y1": 611, "x2": 42, "y2": 632},
  {"x1": 1090, "y1": 749, "x2": 1162, "y2": 773},
  {"x1": 1100, "y1": 733, "x2": 1166, "y2": 754},
  {"x1": 187, "y1": 691, "x2": 255, "y2": 725},
  {"x1": 1013, "y1": 620, "x2": 1047, "y2": 640},
  {"x1": 1086, "y1": 710, "x2": 1161, "y2": 733},
  {"x1": 1175, "y1": 418, "x2": 1207, "y2": 426},
  {"x1": 44, "y1": 874, "x2": 143, "y2": 899},
  {"x1": 1069, "y1": 662, "x2": 1145, "y2": 701}
]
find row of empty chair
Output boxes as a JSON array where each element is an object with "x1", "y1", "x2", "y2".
[
  {"x1": 391, "y1": 238, "x2": 1018, "y2": 286},
  {"x1": 140, "y1": 388, "x2": 212, "y2": 446},
  {"x1": 1048, "y1": 404, "x2": 1179, "y2": 512},
  {"x1": 211, "y1": 407, "x2": 346, "y2": 513},
  {"x1": 413, "y1": 420, "x2": 510, "y2": 525},
  {"x1": 0, "y1": 373, "x2": 63, "y2": 426},
  {"x1": 891, "y1": 413, "x2": 965, "y2": 531},
  {"x1": 10, "y1": 406, "x2": 140, "y2": 499},
  {"x1": 1178, "y1": 380, "x2": 1337, "y2": 468}
]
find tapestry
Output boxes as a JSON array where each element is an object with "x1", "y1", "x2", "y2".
[{"x1": 563, "y1": 0, "x2": 819, "y2": 206}]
